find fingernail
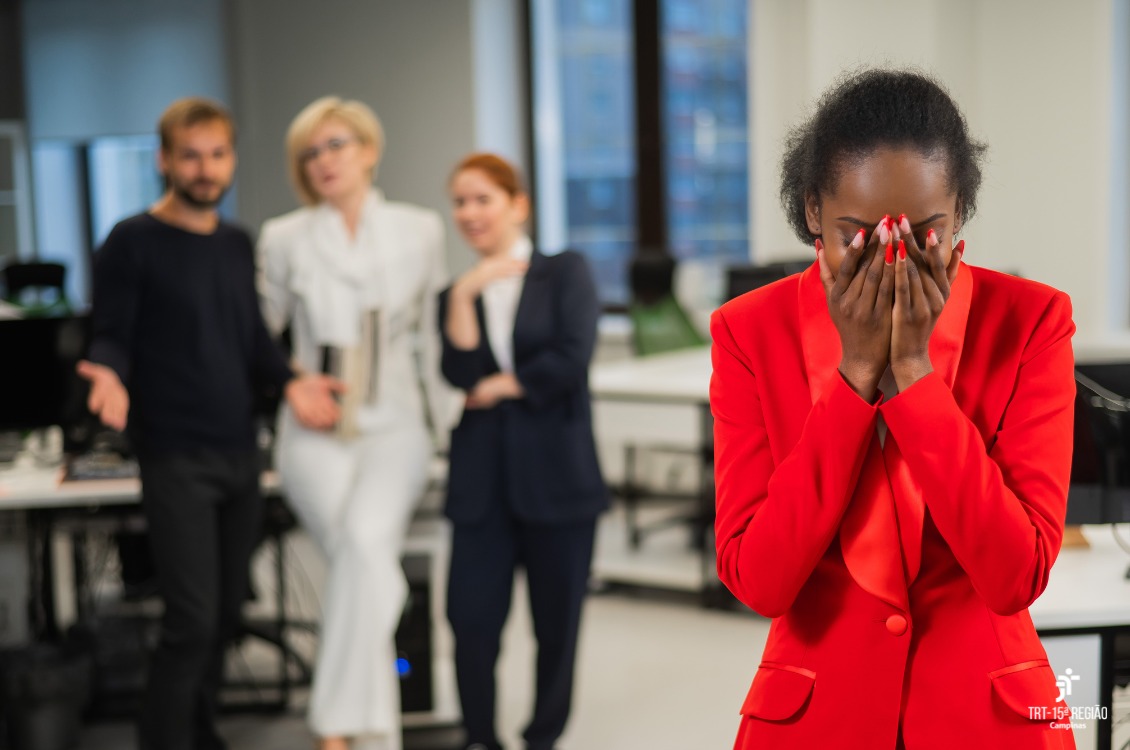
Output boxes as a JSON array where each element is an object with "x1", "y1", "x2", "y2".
[
  {"x1": 879, "y1": 223, "x2": 890, "y2": 244},
  {"x1": 853, "y1": 228, "x2": 865, "y2": 248},
  {"x1": 926, "y1": 228, "x2": 936, "y2": 245},
  {"x1": 955, "y1": 239, "x2": 965, "y2": 256},
  {"x1": 897, "y1": 239, "x2": 907, "y2": 261},
  {"x1": 899, "y1": 215, "x2": 910, "y2": 234},
  {"x1": 885, "y1": 242, "x2": 894, "y2": 264},
  {"x1": 883, "y1": 214, "x2": 892, "y2": 228},
  {"x1": 814, "y1": 238, "x2": 823, "y2": 255}
]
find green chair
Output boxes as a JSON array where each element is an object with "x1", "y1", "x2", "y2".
[{"x1": 628, "y1": 293, "x2": 707, "y2": 356}]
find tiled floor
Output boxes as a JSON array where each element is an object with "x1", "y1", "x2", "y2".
[{"x1": 75, "y1": 585, "x2": 768, "y2": 749}]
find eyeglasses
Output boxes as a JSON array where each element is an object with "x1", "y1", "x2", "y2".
[{"x1": 299, "y1": 137, "x2": 357, "y2": 163}]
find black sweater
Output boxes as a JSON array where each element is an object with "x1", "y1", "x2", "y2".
[{"x1": 89, "y1": 213, "x2": 293, "y2": 452}]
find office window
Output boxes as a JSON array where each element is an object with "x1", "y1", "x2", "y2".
[
  {"x1": 529, "y1": 0, "x2": 749, "y2": 305},
  {"x1": 530, "y1": 0, "x2": 637, "y2": 306},
  {"x1": 662, "y1": 0, "x2": 749, "y2": 267},
  {"x1": 88, "y1": 136, "x2": 164, "y2": 247},
  {"x1": 30, "y1": 143, "x2": 88, "y2": 306},
  {"x1": 0, "y1": 122, "x2": 35, "y2": 266},
  {"x1": 31, "y1": 136, "x2": 162, "y2": 309}
]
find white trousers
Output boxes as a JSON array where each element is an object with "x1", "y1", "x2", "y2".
[{"x1": 277, "y1": 411, "x2": 432, "y2": 747}]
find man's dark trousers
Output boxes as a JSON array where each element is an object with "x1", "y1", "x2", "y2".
[{"x1": 136, "y1": 448, "x2": 262, "y2": 750}]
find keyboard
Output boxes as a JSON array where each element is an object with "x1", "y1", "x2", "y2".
[{"x1": 65, "y1": 453, "x2": 140, "y2": 482}]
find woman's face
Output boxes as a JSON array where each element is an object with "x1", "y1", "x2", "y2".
[
  {"x1": 301, "y1": 117, "x2": 378, "y2": 205},
  {"x1": 805, "y1": 146, "x2": 959, "y2": 278},
  {"x1": 450, "y1": 168, "x2": 529, "y2": 256}
]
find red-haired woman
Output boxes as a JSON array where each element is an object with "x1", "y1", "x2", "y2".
[{"x1": 438, "y1": 153, "x2": 607, "y2": 750}]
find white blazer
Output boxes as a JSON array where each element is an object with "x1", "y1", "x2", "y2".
[{"x1": 257, "y1": 188, "x2": 456, "y2": 444}]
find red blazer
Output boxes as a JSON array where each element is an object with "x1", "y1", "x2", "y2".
[{"x1": 711, "y1": 262, "x2": 1077, "y2": 749}]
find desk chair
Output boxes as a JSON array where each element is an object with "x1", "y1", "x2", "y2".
[
  {"x1": 620, "y1": 254, "x2": 710, "y2": 549},
  {"x1": 628, "y1": 294, "x2": 707, "y2": 356},
  {"x1": 2, "y1": 261, "x2": 70, "y2": 316},
  {"x1": 724, "y1": 258, "x2": 811, "y2": 301}
]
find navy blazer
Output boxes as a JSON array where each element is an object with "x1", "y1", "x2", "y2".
[{"x1": 438, "y1": 249, "x2": 608, "y2": 525}]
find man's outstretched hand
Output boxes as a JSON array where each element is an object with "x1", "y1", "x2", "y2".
[{"x1": 76, "y1": 360, "x2": 129, "y2": 431}]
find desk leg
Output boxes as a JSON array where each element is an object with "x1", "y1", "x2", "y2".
[
  {"x1": 697, "y1": 403, "x2": 721, "y2": 607},
  {"x1": 1099, "y1": 630, "x2": 1114, "y2": 750},
  {"x1": 27, "y1": 508, "x2": 59, "y2": 640},
  {"x1": 72, "y1": 527, "x2": 89, "y2": 625}
]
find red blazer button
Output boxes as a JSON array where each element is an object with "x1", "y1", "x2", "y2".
[{"x1": 885, "y1": 614, "x2": 908, "y2": 636}]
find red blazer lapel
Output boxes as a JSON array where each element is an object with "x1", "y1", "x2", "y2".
[
  {"x1": 797, "y1": 264, "x2": 841, "y2": 407},
  {"x1": 797, "y1": 262, "x2": 973, "y2": 604},
  {"x1": 886, "y1": 262, "x2": 973, "y2": 584},
  {"x1": 842, "y1": 435, "x2": 909, "y2": 610}
]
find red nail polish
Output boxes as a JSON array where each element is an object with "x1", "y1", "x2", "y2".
[
  {"x1": 897, "y1": 239, "x2": 906, "y2": 261},
  {"x1": 883, "y1": 214, "x2": 892, "y2": 230},
  {"x1": 955, "y1": 239, "x2": 965, "y2": 255},
  {"x1": 814, "y1": 238, "x2": 823, "y2": 254},
  {"x1": 898, "y1": 213, "x2": 907, "y2": 226},
  {"x1": 885, "y1": 242, "x2": 894, "y2": 264},
  {"x1": 927, "y1": 228, "x2": 936, "y2": 244}
]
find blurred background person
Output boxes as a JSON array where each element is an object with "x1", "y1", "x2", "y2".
[
  {"x1": 439, "y1": 153, "x2": 606, "y2": 750},
  {"x1": 257, "y1": 96, "x2": 453, "y2": 750},
  {"x1": 80, "y1": 97, "x2": 340, "y2": 750}
]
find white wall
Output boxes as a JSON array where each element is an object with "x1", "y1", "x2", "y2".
[
  {"x1": 750, "y1": 0, "x2": 1126, "y2": 348},
  {"x1": 21, "y1": 0, "x2": 229, "y2": 140}
]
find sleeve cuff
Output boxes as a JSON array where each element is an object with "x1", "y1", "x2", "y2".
[
  {"x1": 87, "y1": 341, "x2": 130, "y2": 386},
  {"x1": 831, "y1": 369, "x2": 887, "y2": 409},
  {"x1": 878, "y1": 371, "x2": 955, "y2": 436},
  {"x1": 810, "y1": 370, "x2": 882, "y2": 441}
]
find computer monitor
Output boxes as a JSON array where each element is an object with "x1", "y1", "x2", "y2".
[
  {"x1": 1067, "y1": 368, "x2": 1130, "y2": 525},
  {"x1": 725, "y1": 259, "x2": 812, "y2": 301},
  {"x1": 0, "y1": 314, "x2": 90, "y2": 432}
]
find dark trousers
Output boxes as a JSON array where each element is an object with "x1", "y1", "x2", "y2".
[
  {"x1": 447, "y1": 508, "x2": 596, "y2": 750},
  {"x1": 136, "y1": 449, "x2": 262, "y2": 750}
]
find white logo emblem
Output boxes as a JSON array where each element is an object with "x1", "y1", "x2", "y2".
[{"x1": 1056, "y1": 669, "x2": 1080, "y2": 702}]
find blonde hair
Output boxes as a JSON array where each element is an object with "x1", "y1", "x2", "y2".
[{"x1": 285, "y1": 96, "x2": 385, "y2": 205}]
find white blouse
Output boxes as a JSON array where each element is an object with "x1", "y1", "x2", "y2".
[{"x1": 480, "y1": 234, "x2": 533, "y2": 374}]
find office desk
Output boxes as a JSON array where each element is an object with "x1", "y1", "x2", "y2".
[
  {"x1": 0, "y1": 466, "x2": 284, "y2": 640},
  {"x1": 589, "y1": 347, "x2": 717, "y2": 600},
  {"x1": 1031, "y1": 526, "x2": 1130, "y2": 750},
  {"x1": 590, "y1": 346, "x2": 712, "y2": 406},
  {"x1": 0, "y1": 462, "x2": 459, "y2": 725}
]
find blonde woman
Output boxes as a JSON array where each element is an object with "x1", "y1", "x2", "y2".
[{"x1": 257, "y1": 97, "x2": 453, "y2": 750}]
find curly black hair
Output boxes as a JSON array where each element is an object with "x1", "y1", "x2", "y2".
[{"x1": 779, "y1": 68, "x2": 987, "y2": 243}]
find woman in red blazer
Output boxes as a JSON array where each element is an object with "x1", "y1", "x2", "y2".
[{"x1": 712, "y1": 69, "x2": 1077, "y2": 749}]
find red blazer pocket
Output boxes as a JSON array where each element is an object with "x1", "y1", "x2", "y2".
[
  {"x1": 988, "y1": 660, "x2": 1063, "y2": 718},
  {"x1": 741, "y1": 662, "x2": 816, "y2": 721}
]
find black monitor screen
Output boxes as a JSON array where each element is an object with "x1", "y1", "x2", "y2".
[
  {"x1": 1067, "y1": 369, "x2": 1130, "y2": 524},
  {"x1": 0, "y1": 315, "x2": 90, "y2": 431},
  {"x1": 725, "y1": 260, "x2": 812, "y2": 302}
]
